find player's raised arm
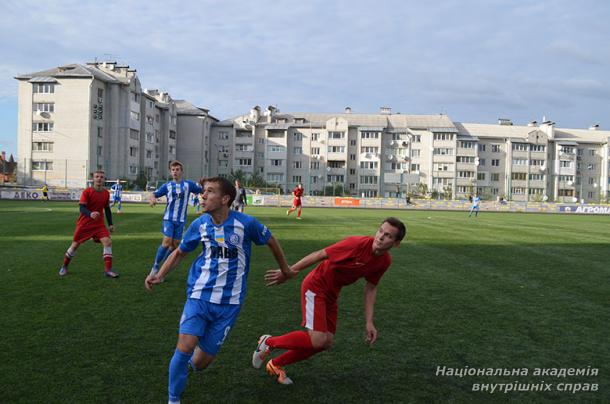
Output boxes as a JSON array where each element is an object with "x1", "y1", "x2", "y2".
[
  {"x1": 265, "y1": 248, "x2": 328, "y2": 286},
  {"x1": 145, "y1": 248, "x2": 188, "y2": 291}
]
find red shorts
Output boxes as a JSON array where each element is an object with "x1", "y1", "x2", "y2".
[
  {"x1": 73, "y1": 223, "x2": 110, "y2": 244},
  {"x1": 300, "y1": 275, "x2": 337, "y2": 334},
  {"x1": 293, "y1": 198, "x2": 302, "y2": 207}
]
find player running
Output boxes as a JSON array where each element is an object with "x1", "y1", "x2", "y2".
[
  {"x1": 148, "y1": 161, "x2": 203, "y2": 278},
  {"x1": 58, "y1": 170, "x2": 119, "y2": 278},
  {"x1": 286, "y1": 183, "x2": 304, "y2": 219},
  {"x1": 252, "y1": 217, "x2": 406, "y2": 385},
  {"x1": 110, "y1": 179, "x2": 123, "y2": 213},
  {"x1": 145, "y1": 177, "x2": 294, "y2": 404}
]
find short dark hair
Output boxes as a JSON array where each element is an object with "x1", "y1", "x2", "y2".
[
  {"x1": 169, "y1": 160, "x2": 183, "y2": 170},
  {"x1": 92, "y1": 170, "x2": 105, "y2": 176},
  {"x1": 204, "y1": 177, "x2": 236, "y2": 207},
  {"x1": 383, "y1": 217, "x2": 406, "y2": 241}
]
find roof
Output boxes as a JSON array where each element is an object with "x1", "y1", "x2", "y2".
[
  {"x1": 456, "y1": 122, "x2": 610, "y2": 143},
  {"x1": 175, "y1": 99, "x2": 209, "y2": 116},
  {"x1": 15, "y1": 63, "x2": 130, "y2": 84}
]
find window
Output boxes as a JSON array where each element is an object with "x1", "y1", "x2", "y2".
[
  {"x1": 329, "y1": 131, "x2": 345, "y2": 139},
  {"x1": 588, "y1": 177, "x2": 595, "y2": 185},
  {"x1": 155, "y1": 114, "x2": 160, "y2": 122},
  {"x1": 292, "y1": 176, "x2": 302, "y2": 182},
  {"x1": 132, "y1": 92, "x2": 140, "y2": 102},
  {"x1": 327, "y1": 175, "x2": 344, "y2": 182},
  {"x1": 512, "y1": 159, "x2": 527, "y2": 166},
  {"x1": 293, "y1": 147, "x2": 302, "y2": 154},
  {"x1": 412, "y1": 135, "x2": 421, "y2": 143},
  {"x1": 349, "y1": 168, "x2": 356, "y2": 175},
  {"x1": 411, "y1": 163, "x2": 420, "y2": 172},
  {"x1": 311, "y1": 133, "x2": 319, "y2": 141},
  {"x1": 359, "y1": 175, "x2": 378, "y2": 184},
  {"x1": 349, "y1": 183, "x2": 355, "y2": 190},
  {"x1": 457, "y1": 156, "x2": 475, "y2": 163},
  {"x1": 434, "y1": 133, "x2": 453, "y2": 141},
  {"x1": 589, "y1": 149, "x2": 596, "y2": 157},
  {"x1": 390, "y1": 163, "x2": 407, "y2": 170},
  {"x1": 512, "y1": 143, "x2": 529, "y2": 151},
  {"x1": 145, "y1": 132, "x2": 154, "y2": 143},
  {"x1": 267, "y1": 131, "x2": 285, "y2": 138},
  {"x1": 560, "y1": 161, "x2": 572, "y2": 168},
  {"x1": 433, "y1": 148, "x2": 453, "y2": 155},
  {"x1": 129, "y1": 165, "x2": 137, "y2": 175},
  {"x1": 169, "y1": 146, "x2": 175, "y2": 154},
  {"x1": 310, "y1": 161, "x2": 319, "y2": 170},
  {"x1": 529, "y1": 174, "x2": 545, "y2": 181},
  {"x1": 236, "y1": 144, "x2": 252, "y2": 152},
  {"x1": 270, "y1": 159, "x2": 283, "y2": 166},
  {"x1": 361, "y1": 147, "x2": 379, "y2": 154},
  {"x1": 258, "y1": 138, "x2": 265, "y2": 144},
  {"x1": 128, "y1": 129, "x2": 138, "y2": 140},
  {"x1": 511, "y1": 187, "x2": 525, "y2": 195},
  {"x1": 360, "y1": 131, "x2": 379, "y2": 139},
  {"x1": 531, "y1": 145, "x2": 545, "y2": 152},
  {"x1": 310, "y1": 176, "x2": 318, "y2": 184},
  {"x1": 491, "y1": 144, "x2": 501, "y2": 153},
  {"x1": 32, "y1": 122, "x2": 54, "y2": 132},
  {"x1": 362, "y1": 190, "x2": 377, "y2": 197},
  {"x1": 218, "y1": 131, "x2": 229, "y2": 140},
  {"x1": 558, "y1": 175, "x2": 574, "y2": 182},
  {"x1": 587, "y1": 163, "x2": 595, "y2": 170},
  {"x1": 477, "y1": 173, "x2": 486, "y2": 181},
  {"x1": 146, "y1": 115, "x2": 154, "y2": 124},
  {"x1": 459, "y1": 141, "x2": 475, "y2": 149},
  {"x1": 129, "y1": 147, "x2": 138, "y2": 157},
  {"x1": 237, "y1": 158, "x2": 252, "y2": 166},
  {"x1": 130, "y1": 111, "x2": 140, "y2": 121},
  {"x1": 491, "y1": 159, "x2": 500, "y2": 166},
  {"x1": 34, "y1": 103, "x2": 54, "y2": 112},
  {"x1": 435, "y1": 163, "x2": 451, "y2": 171},
  {"x1": 32, "y1": 142, "x2": 53, "y2": 151},
  {"x1": 411, "y1": 149, "x2": 421, "y2": 158},
  {"x1": 530, "y1": 159, "x2": 545, "y2": 166},
  {"x1": 267, "y1": 173, "x2": 284, "y2": 182},
  {"x1": 328, "y1": 161, "x2": 345, "y2": 168},
  {"x1": 169, "y1": 130, "x2": 176, "y2": 139},
  {"x1": 32, "y1": 160, "x2": 53, "y2": 170},
  {"x1": 350, "y1": 139, "x2": 357, "y2": 146},
  {"x1": 33, "y1": 83, "x2": 55, "y2": 93},
  {"x1": 511, "y1": 172, "x2": 527, "y2": 180},
  {"x1": 458, "y1": 171, "x2": 475, "y2": 178},
  {"x1": 349, "y1": 154, "x2": 356, "y2": 161},
  {"x1": 491, "y1": 173, "x2": 500, "y2": 181},
  {"x1": 360, "y1": 162, "x2": 378, "y2": 169},
  {"x1": 311, "y1": 147, "x2": 320, "y2": 155},
  {"x1": 293, "y1": 132, "x2": 302, "y2": 141},
  {"x1": 146, "y1": 150, "x2": 152, "y2": 159},
  {"x1": 269, "y1": 145, "x2": 284, "y2": 152},
  {"x1": 479, "y1": 158, "x2": 485, "y2": 166},
  {"x1": 98, "y1": 88, "x2": 104, "y2": 99},
  {"x1": 478, "y1": 144, "x2": 486, "y2": 152},
  {"x1": 560, "y1": 146, "x2": 574, "y2": 154},
  {"x1": 328, "y1": 146, "x2": 345, "y2": 153}
]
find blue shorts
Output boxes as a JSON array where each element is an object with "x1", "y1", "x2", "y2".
[
  {"x1": 179, "y1": 298, "x2": 241, "y2": 356},
  {"x1": 113, "y1": 196, "x2": 122, "y2": 202},
  {"x1": 162, "y1": 220, "x2": 185, "y2": 239}
]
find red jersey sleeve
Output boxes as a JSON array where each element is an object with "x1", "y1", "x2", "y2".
[
  {"x1": 79, "y1": 188, "x2": 91, "y2": 205},
  {"x1": 364, "y1": 254, "x2": 391, "y2": 285}
]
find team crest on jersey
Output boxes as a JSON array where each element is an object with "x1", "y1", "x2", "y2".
[{"x1": 229, "y1": 234, "x2": 240, "y2": 245}]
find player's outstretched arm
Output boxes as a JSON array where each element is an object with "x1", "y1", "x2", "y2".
[
  {"x1": 265, "y1": 248, "x2": 328, "y2": 286},
  {"x1": 265, "y1": 236, "x2": 296, "y2": 282},
  {"x1": 145, "y1": 248, "x2": 188, "y2": 291},
  {"x1": 364, "y1": 281, "x2": 378, "y2": 345},
  {"x1": 148, "y1": 193, "x2": 157, "y2": 207}
]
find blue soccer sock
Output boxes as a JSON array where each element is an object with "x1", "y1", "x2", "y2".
[
  {"x1": 153, "y1": 245, "x2": 169, "y2": 270},
  {"x1": 168, "y1": 348, "x2": 191, "y2": 402}
]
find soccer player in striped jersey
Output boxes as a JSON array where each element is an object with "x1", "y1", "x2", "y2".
[
  {"x1": 58, "y1": 170, "x2": 119, "y2": 278},
  {"x1": 145, "y1": 177, "x2": 295, "y2": 404},
  {"x1": 109, "y1": 179, "x2": 123, "y2": 213},
  {"x1": 148, "y1": 161, "x2": 203, "y2": 277},
  {"x1": 252, "y1": 217, "x2": 406, "y2": 385}
]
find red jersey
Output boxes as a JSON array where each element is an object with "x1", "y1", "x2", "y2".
[
  {"x1": 293, "y1": 187, "x2": 303, "y2": 199},
  {"x1": 77, "y1": 187, "x2": 110, "y2": 227},
  {"x1": 306, "y1": 236, "x2": 391, "y2": 299}
]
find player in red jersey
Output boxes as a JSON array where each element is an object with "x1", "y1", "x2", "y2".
[
  {"x1": 286, "y1": 183, "x2": 304, "y2": 219},
  {"x1": 252, "y1": 217, "x2": 406, "y2": 384},
  {"x1": 58, "y1": 170, "x2": 119, "y2": 278}
]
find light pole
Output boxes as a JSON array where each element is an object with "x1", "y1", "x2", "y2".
[{"x1": 594, "y1": 182, "x2": 598, "y2": 204}]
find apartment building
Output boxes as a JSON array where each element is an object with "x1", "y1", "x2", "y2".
[
  {"x1": 210, "y1": 107, "x2": 610, "y2": 202},
  {"x1": 15, "y1": 62, "x2": 182, "y2": 187}
]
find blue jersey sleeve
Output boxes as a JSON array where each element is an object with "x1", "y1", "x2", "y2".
[
  {"x1": 246, "y1": 216, "x2": 272, "y2": 246},
  {"x1": 188, "y1": 180, "x2": 203, "y2": 195},
  {"x1": 179, "y1": 219, "x2": 202, "y2": 253},
  {"x1": 154, "y1": 182, "x2": 169, "y2": 198}
]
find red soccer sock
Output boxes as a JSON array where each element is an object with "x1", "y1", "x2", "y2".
[
  {"x1": 63, "y1": 254, "x2": 72, "y2": 267},
  {"x1": 267, "y1": 330, "x2": 313, "y2": 350},
  {"x1": 103, "y1": 254, "x2": 112, "y2": 271},
  {"x1": 297, "y1": 209, "x2": 302, "y2": 218},
  {"x1": 273, "y1": 348, "x2": 324, "y2": 367}
]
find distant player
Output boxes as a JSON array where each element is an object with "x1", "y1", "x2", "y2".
[
  {"x1": 252, "y1": 217, "x2": 406, "y2": 385},
  {"x1": 110, "y1": 179, "x2": 123, "y2": 213},
  {"x1": 286, "y1": 183, "x2": 304, "y2": 219},
  {"x1": 145, "y1": 177, "x2": 294, "y2": 404},
  {"x1": 190, "y1": 193, "x2": 201, "y2": 214},
  {"x1": 148, "y1": 161, "x2": 203, "y2": 277},
  {"x1": 469, "y1": 193, "x2": 481, "y2": 217},
  {"x1": 58, "y1": 170, "x2": 119, "y2": 278},
  {"x1": 233, "y1": 179, "x2": 247, "y2": 212},
  {"x1": 41, "y1": 184, "x2": 49, "y2": 202}
]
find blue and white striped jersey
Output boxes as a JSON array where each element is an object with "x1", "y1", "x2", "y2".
[
  {"x1": 179, "y1": 210, "x2": 272, "y2": 305},
  {"x1": 154, "y1": 180, "x2": 202, "y2": 223},
  {"x1": 110, "y1": 183, "x2": 123, "y2": 199}
]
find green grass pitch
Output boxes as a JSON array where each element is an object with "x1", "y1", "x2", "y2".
[{"x1": 0, "y1": 200, "x2": 608, "y2": 403}]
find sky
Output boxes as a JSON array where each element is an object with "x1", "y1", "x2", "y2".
[{"x1": 1, "y1": 0, "x2": 609, "y2": 156}]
